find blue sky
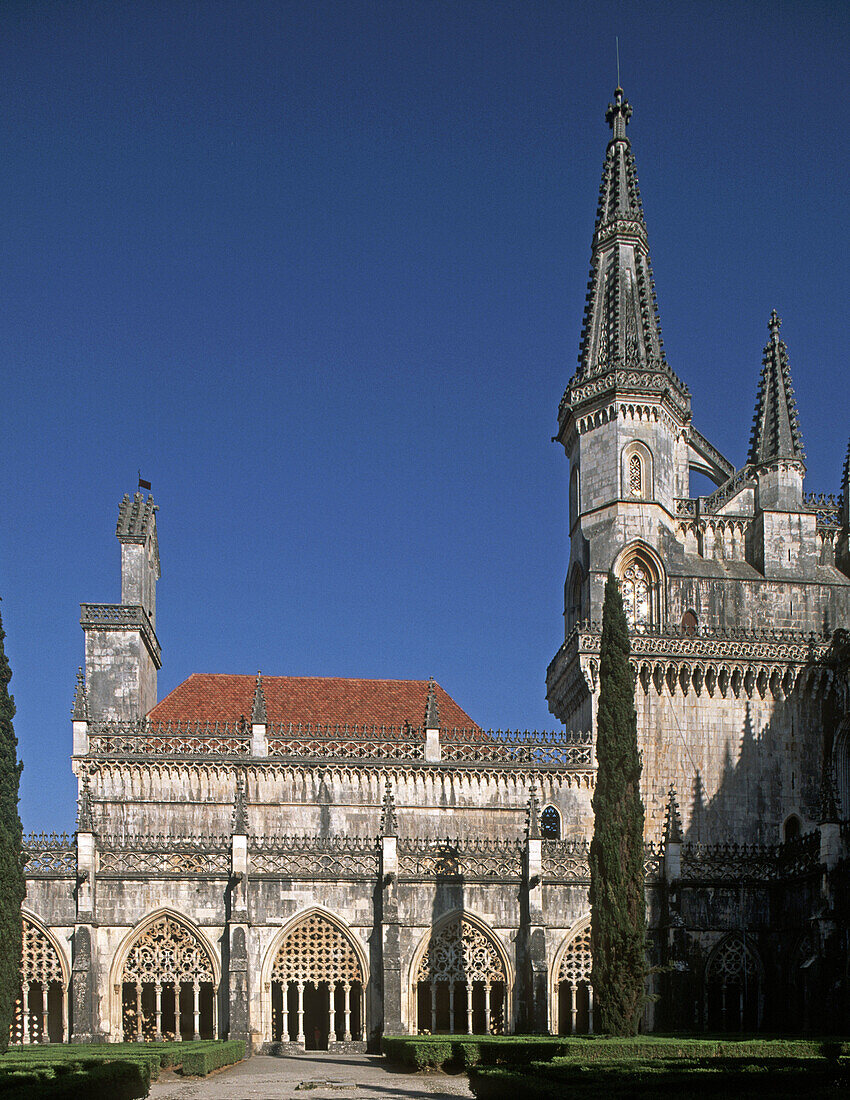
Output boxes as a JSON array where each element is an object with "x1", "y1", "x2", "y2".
[{"x1": 1, "y1": 1, "x2": 847, "y2": 833}]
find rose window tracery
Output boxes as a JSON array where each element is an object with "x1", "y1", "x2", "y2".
[
  {"x1": 122, "y1": 914, "x2": 214, "y2": 985},
  {"x1": 416, "y1": 917, "x2": 506, "y2": 984},
  {"x1": 271, "y1": 913, "x2": 362, "y2": 986}
]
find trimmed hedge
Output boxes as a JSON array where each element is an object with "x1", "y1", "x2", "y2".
[
  {"x1": 382, "y1": 1035, "x2": 850, "y2": 1072},
  {"x1": 0, "y1": 1058, "x2": 149, "y2": 1100},
  {"x1": 468, "y1": 1057, "x2": 850, "y2": 1099},
  {"x1": 178, "y1": 1040, "x2": 245, "y2": 1076}
]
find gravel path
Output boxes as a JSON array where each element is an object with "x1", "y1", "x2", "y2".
[{"x1": 149, "y1": 1052, "x2": 474, "y2": 1100}]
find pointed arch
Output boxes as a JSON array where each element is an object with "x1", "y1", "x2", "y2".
[
  {"x1": 108, "y1": 907, "x2": 220, "y2": 1042},
  {"x1": 550, "y1": 915, "x2": 594, "y2": 1035},
  {"x1": 704, "y1": 933, "x2": 763, "y2": 1032},
  {"x1": 408, "y1": 911, "x2": 512, "y2": 1036},
  {"x1": 613, "y1": 541, "x2": 666, "y2": 629},
  {"x1": 13, "y1": 911, "x2": 70, "y2": 1044},
  {"x1": 260, "y1": 906, "x2": 368, "y2": 1049},
  {"x1": 621, "y1": 441, "x2": 654, "y2": 500}
]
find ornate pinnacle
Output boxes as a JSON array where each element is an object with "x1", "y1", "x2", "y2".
[
  {"x1": 819, "y1": 762, "x2": 841, "y2": 824},
  {"x1": 663, "y1": 783, "x2": 684, "y2": 845},
  {"x1": 526, "y1": 782, "x2": 541, "y2": 840},
  {"x1": 748, "y1": 310, "x2": 805, "y2": 467},
  {"x1": 380, "y1": 784, "x2": 398, "y2": 837},
  {"x1": 605, "y1": 86, "x2": 632, "y2": 140},
  {"x1": 251, "y1": 671, "x2": 267, "y2": 724},
  {"x1": 232, "y1": 769, "x2": 248, "y2": 835},
  {"x1": 424, "y1": 677, "x2": 440, "y2": 730},
  {"x1": 76, "y1": 774, "x2": 94, "y2": 833},
  {"x1": 72, "y1": 668, "x2": 90, "y2": 722}
]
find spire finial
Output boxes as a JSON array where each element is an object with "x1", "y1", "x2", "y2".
[
  {"x1": 76, "y1": 773, "x2": 94, "y2": 833},
  {"x1": 232, "y1": 769, "x2": 248, "y2": 834},
  {"x1": 748, "y1": 310, "x2": 805, "y2": 466},
  {"x1": 72, "y1": 667, "x2": 90, "y2": 722},
  {"x1": 663, "y1": 784, "x2": 684, "y2": 845},
  {"x1": 251, "y1": 670, "x2": 267, "y2": 724},
  {"x1": 605, "y1": 85, "x2": 632, "y2": 140},
  {"x1": 526, "y1": 781, "x2": 542, "y2": 840},
  {"x1": 381, "y1": 783, "x2": 398, "y2": 837},
  {"x1": 424, "y1": 677, "x2": 440, "y2": 730}
]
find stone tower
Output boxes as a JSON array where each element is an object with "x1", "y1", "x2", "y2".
[
  {"x1": 546, "y1": 89, "x2": 850, "y2": 842},
  {"x1": 80, "y1": 491, "x2": 161, "y2": 720}
]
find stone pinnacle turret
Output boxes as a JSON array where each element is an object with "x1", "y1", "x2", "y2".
[{"x1": 748, "y1": 311, "x2": 805, "y2": 468}]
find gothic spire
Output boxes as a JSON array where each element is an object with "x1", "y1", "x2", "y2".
[
  {"x1": 251, "y1": 671, "x2": 267, "y2": 724},
  {"x1": 380, "y1": 783, "x2": 398, "y2": 837},
  {"x1": 76, "y1": 774, "x2": 94, "y2": 833},
  {"x1": 232, "y1": 769, "x2": 248, "y2": 834},
  {"x1": 72, "y1": 667, "x2": 90, "y2": 722},
  {"x1": 748, "y1": 311, "x2": 805, "y2": 467},
  {"x1": 526, "y1": 781, "x2": 542, "y2": 840},
  {"x1": 569, "y1": 88, "x2": 687, "y2": 403},
  {"x1": 424, "y1": 677, "x2": 440, "y2": 730}
]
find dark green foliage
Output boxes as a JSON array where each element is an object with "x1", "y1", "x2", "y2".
[
  {"x1": 177, "y1": 1040, "x2": 245, "y2": 1076},
  {"x1": 589, "y1": 574, "x2": 647, "y2": 1035},
  {"x1": 0, "y1": 610, "x2": 24, "y2": 1055},
  {"x1": 0, "y1": 1058, "x2": 150, "y2": 1100}
]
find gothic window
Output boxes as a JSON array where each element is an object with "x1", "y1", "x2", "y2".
[
  {"x1": 834, "y1": 719, "x2": 850, "y2": 819},
  {"x1": 566, "y1": 567, "x2": 585, "y2": 633},
  {"x1": 705, "y1": 935, "x2": 761, "y2": 1032},
  {"x1": 681, "y1": 610, "x2": 698, "y2": 636},
  {"x1": 555, "y1": 925, "x2": 594, "y2": 1035},
  {"x1": 783, "y1": 815, "x2": 801, "y2": 842},
  {"x1": 269, "y1": 912, "x2": 365, "y2": 1049},
  {"x1": 12, "y1": 918, "x2": 67, "y2": 1044},
  {"x1": 415, "y1": 916, "x2": 507, "y2": 1035},
  {"x1": 629, "y1": 454, "x2": 642, "y2": 497},
  {"x1": 120, "y1": 913, "x2": 216, "y2": 1041},
  {"x1": 569, "y1": 467, "x2": 580, "y2": 529},
  {"x1": 621, "y1": 560, "x2": 651, "y2": 629},
  {"x1": 541, "y1": 806, "x2": 561, "y2": 840}
]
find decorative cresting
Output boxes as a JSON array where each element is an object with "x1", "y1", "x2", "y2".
[
  {"x1": 704, "y1": 934, "x2": 762, "y2": 1032},
  {"x1": 415, "y1": 916, "x2": 507, "y2": 1035},
  {"x1": 269, "y1": 912, "x2": 365, "y2": 1047},
  {"x1": 12, "y1": 918, "x2": 68, "y2": 1044},
  {"x1": 120, "y1": 913, "x2": 216, "y2": 1042},
  {"x1": 554, "y1": 923, "x2": 594, "y2": 1035}
]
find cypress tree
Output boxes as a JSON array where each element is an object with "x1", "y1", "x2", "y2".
[
  {"x1": 589, "y1": 572, "x2": 646, "y2": 1035},
  {"x1": 0, "y1": 607, "x2": 24, "y2": 1052}
]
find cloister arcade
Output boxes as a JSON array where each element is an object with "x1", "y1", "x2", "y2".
[
  {"x1": 266, "y1": 910, "x2": 366, "y2": 1049},
  {"x1": 552, "y1": 920, "x2": 594, "y2": 1035},
  {"x1": 704, "y1": 934, "x2": 762, "y2": 1032},
  {"x1": 13, "y1": 915, "x2": 68, "y2": 1044},
  {"x1": 117, "y1": 912, "x2": 218, "y2": 1041},
  {"x1": 413, "y1": 914, "x2": 509, "y2": 1035}
]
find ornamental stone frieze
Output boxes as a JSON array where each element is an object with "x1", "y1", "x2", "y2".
[{"x1": 547, "y1": 623, "x2": 834, "y2": 717}]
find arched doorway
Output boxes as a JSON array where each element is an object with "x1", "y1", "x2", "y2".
[
  {"x1": 553, "y1": 922, "x2": 593, "y2": 1034},
  {"x1": 269, "y1": 912, "x2": 365, "y2": 1049},
  {"x1": 12, "y1": 917, "x2": 68, "y2": 1044},
  {"x1": 705, "y1": 935, "x2": 761, "y2": 1032},
  {"x1": 413, "y1": 914, "x2": 508, "y2": 1035},
  {"x1": 119, "y1": 912, "x2": 217, "y2": 1041}
]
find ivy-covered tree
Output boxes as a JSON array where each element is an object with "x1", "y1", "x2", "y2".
[
  {"x1": 0, "y1": 607, "x2": 24, "y2": 1052},
  {"x1": 589, "y1": 572, "x2": 647, "y2": 1035}
]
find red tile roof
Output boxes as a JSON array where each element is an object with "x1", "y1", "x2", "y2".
[{"x1": 148, "y1": 674, "x2": 479, "y2": 731}]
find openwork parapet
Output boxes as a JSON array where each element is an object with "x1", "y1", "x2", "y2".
[
  {"x1": 248, "y1": 835, "x2": 379, "y2": 877},
  {"x1": 803, "y1": 491, "x2": 843, "y2": 531},
  {"x1": 267, "y1": 724, "x2": 422, "y2": 761},
  {"x1": 23, "y1": 834, "x2": 75, "y2": 877},
  {"x1": 398, "y1": 837, "x2": 523, "y2": 880},
  {"x1": 97, "y1": 835, "x2": 231, "y2": 876},
  {"x1": 681, "y1": 831, "x2": 821, "y2": 883},
  {"x1": 541, "y1": 839, "x2": 590, "y2": 882},
  {"x1": 440, "y1": 728, "x2": 592, "y2": 767},
  {"x1": 88, "y1": 720, "x2": 250, "y2": 756}
]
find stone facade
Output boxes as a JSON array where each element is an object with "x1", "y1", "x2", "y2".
[{"x1": 17, "y1": 88, "x2": 850, "y2": 1048}]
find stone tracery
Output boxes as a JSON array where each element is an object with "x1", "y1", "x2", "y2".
[
  {"x1": 12, "y1": 918, "x2": 67, "y2": 1044},
  {"x1": 415, "y1": 917, "x2": 507, "y2": 1035},
  {"x1": 554, "y1": 924, "x2": 594, "y2": 1034}
]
